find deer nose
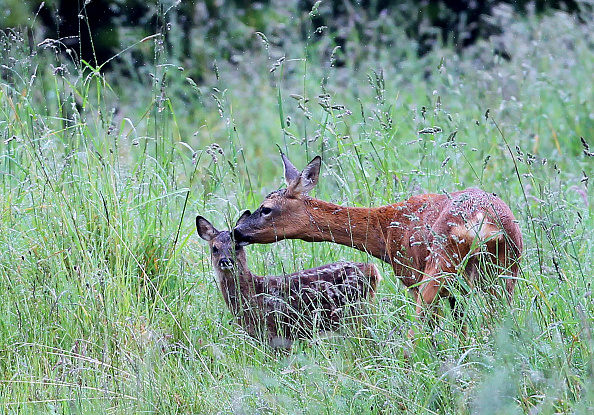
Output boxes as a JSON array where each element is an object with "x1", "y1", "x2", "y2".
[
  {"x1": 233, "y1": 228, "x2": 250, "y2": 243},
  {"x1": 219, "y1": 257, "x2": 234, "y2": 269}
]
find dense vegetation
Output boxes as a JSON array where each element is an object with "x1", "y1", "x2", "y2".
[{"x1": 1, "y1": 1, "x2": 593, "y2": 413}]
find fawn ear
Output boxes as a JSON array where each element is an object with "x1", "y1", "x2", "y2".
[
  {"x1": 281, "y1": 152, "x2": 300, "y2": 185},
  {"x1": 286, "y1": 156, "x2": 321, "y2": 196},
  {"x1": 196, "y1": 216, "x2": 219, "y2": 241}
]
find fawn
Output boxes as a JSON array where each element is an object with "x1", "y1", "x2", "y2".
[
  {"x1": 233, "y1": 153, "x2": 523, "y2": 337},
  {"x1": 197, "y1": 212, "x2": 382, "y2": 349}
]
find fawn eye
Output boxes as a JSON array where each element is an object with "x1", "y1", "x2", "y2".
[
  {"x1": 261, "y1": 207, "x2": 272, "y2": 216},
  {"x1": 212, "y1": 246, "x2": 219, "y2": 254}
]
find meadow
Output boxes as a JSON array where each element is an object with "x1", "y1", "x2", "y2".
[{"x1": 1, "y1": 3, "x2": 594, "y2": 414}]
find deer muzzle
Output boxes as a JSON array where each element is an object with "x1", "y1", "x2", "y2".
[
  {"x1": 233, "y1": 228, "x2": 251, "y2": 244},
  {"x1": 218, "y1": 257, "x2": 235, "y2": 270}
]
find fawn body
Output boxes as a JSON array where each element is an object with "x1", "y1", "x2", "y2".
[
  {"x1": 233, "y1": 154, "x2": 523, "y2": 335},
  {"x1": 197, "y1": 212, "x2": 382, "y2": 349}
]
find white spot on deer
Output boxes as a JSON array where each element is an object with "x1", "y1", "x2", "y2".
[{"x1": 450, "y1": 212, "x2": 502, "y2": 245}]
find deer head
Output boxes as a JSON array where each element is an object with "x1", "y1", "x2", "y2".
[
  {"x1": 233, "y1": 154, "x2": 321, "y2": 244},
  {"x1": 197, "y1": 212, "x2": 251, "y2": 271}
]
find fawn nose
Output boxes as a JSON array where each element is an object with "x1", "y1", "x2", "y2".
[{"x1": 219, "y1": 257, "x2": 234, "y2": 269}]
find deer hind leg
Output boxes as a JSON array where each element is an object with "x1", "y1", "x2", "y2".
[
  {"x1": 462, "y1": 238, "x2": 519, "y2": 335},
  {"x1": 493, "y1": 232, "x2": 524, "y2": 306},
  {"x1": 407, "y1": 240, "x2": 471, "y2": 341},
  {"x1": 448, "y1": 296, "x2": 467, "y2": 337},
  {"x1": 468, "y1": 237, "x2": 517, "y2": 304},
  {"x1": 500, "y1": 242, "x2": 520, "y2": 303}
]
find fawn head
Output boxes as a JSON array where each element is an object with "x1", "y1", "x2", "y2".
[
  {"x1": 197, "y1": 213, "x2": 250, "y2": 270},
  {"x1": 233, "y1": 153, "x2": 321, "y2": 244}
]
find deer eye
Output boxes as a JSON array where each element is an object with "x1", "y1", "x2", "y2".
[
  {"x1": 212, "y1": 246, "x2": 219, "y2": 254},
  {"x1": 261, "y1": 207, "x2": 273, "y2": 216}
]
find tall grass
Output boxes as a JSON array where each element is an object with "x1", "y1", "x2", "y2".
[{"x1": 1, "y1": 3, "x2": 593, "y2": 414}]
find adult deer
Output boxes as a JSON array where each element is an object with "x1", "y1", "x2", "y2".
[
  {"x1": 197, "y1": 212, "x2": 382, "y2": 349},
  {"x1": 233, "y1": 153, "x2": 523, "y2": 337}
]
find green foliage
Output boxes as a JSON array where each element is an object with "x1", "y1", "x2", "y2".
[{"x1": 1, "y1": 2, "x2": 594, "y2": 414}]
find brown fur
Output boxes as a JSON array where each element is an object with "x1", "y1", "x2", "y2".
[
  {"x1": 197, "y1": 213, "x2": 382, "y2": 349},
  {"x1": 233, "y1": 154, "x2": 524, "y2": 337}
]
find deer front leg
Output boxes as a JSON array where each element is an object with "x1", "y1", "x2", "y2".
[{"x1": 408, "y1": 271, "x2": 443, "y2": 341}]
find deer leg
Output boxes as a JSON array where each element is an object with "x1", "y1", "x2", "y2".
[
  {"x1": 406, "y1": 287, "x2": 419, "y2": 340},
  {"x1": 448, "y1": 296, "x2": 462, "y2": 322},
  {"x1": 479, "y1": 234, "x2": 519, "y2": 304},
  {"x1": 418, "y1": 274, "x2": 443, "y2": 324},
  {"x1": 407, "y1": 272, "x2": 443, "y2": 340},
  {"x1": 500, "y1": 247, "x2": 519, "y2": 303},
  {"x1": 448, "y1": 295, "x2": 467, "y2": 337}
]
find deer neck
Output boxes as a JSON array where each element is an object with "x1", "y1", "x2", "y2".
[
  {"x1": 216, "y1": 255, "x2": 260, "y2": 312},
  {"x1": 303, "y1": 198, "x2": 395, "y2": 262}
]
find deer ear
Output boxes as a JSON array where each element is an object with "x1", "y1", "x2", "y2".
[
  {"x1": 235, "y1": 210, "x2": 251, "y2": 227},
  {"x1": 286, "y1": 156, "x2": 321, "y2": 196},
  {"x1": 281, "y1": 152, "x2": 300, "y2": 185},
  {"x1": 196, "y1": 216, "x2": 220, "y2": 241}
]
